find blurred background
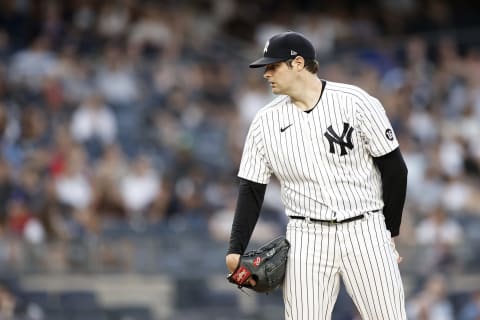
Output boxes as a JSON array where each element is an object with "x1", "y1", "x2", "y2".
[{"x1": 0, "y1": 0, "x2": 479, "y2": 319}]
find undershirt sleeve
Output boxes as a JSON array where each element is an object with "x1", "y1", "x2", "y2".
[
  {"x1": 227, "y1": 178, "x2": 267, "y2": 254},
  {"x1": 372, "y1": 147, "x2": 408, "y2": 237}
]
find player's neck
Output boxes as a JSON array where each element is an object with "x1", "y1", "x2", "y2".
[{"x1": 289, "y1": 77, "x2": 324, "y2": 112}]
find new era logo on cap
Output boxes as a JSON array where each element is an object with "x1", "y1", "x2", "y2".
[
  {"x1": 264, "y1": 40, "x2": 270, "y2": 53},
  {"x1": 249, "y1": 31, "x2": 316, "y2": 68}
]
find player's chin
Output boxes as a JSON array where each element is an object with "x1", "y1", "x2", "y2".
[{"x1": 270, "y1": 86, "x2": 282, "y2": 94}]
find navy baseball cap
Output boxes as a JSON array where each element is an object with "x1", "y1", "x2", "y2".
[{"x1": 249, "y1": 31, "x2": 316, "y2": 68}]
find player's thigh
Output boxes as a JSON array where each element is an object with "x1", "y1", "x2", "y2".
[
  {"x1": 283, "y1": 220, "x2": 340, "y2": 320},
  {"x1": 340, "y1": 215, "x2": 406, "y2": 320}
]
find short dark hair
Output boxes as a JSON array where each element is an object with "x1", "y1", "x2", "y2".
[{"x1": 285, "y1": 58, "x2": 319, "y2": 74}]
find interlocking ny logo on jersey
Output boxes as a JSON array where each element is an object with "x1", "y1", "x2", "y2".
[{"x1": 324, "y1": 122, "x2": 354, "y2": 156}]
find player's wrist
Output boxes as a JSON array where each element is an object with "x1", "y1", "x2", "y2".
[{"x1": 226, "y1": 253, "x2": 240, "y2": 273}]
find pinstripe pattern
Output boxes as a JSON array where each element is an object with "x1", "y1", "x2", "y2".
[
  {"x1": 284, "y1": 213, "x2": 406, "y2": 320},
  {"x1": 238, "y1": 80, "x2": 406, "y2": 319}
]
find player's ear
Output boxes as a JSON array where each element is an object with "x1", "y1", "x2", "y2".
[{"x1": 294, "y1": 56, "x2": 305, "y2": 70}]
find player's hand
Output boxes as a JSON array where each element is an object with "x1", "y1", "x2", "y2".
[
  {"x1": 390, "y1": 238, "x2": 403, "y2": 264},
  {"x1": 226, "y1": 253, "x2": 256, "y2": 286}
]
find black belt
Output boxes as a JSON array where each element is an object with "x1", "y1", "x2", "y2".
[{"x1": 289, "y1": 210, "x2": 379, "y2": 225}]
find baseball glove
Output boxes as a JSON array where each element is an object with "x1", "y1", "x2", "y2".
[{"x1": 227, "y1": 236, "x2": 290, "y2": 293}]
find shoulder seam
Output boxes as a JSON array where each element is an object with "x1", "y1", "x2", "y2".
[{"x1": 255, "y1": 95, "x2": 289, "y2": 118}]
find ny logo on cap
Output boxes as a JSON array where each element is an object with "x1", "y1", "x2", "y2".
[
  {"x1": 264, "y1": 40, "x2": 270, "y2": 53},
  {"x1": 290, "y1": 50, "x2": 297, "y2": 55}
]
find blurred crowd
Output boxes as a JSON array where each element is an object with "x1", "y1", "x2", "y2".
[{"x1": 0, "y1": 0, "x2": 480, "y2": 319}]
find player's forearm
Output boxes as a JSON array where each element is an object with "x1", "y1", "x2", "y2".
[
  {"x1": 227, "y1": 178, "x2": 267, "y2": 254},
  {"x1": 373, "y1": 148, "x2": 408, "y2": 237}
]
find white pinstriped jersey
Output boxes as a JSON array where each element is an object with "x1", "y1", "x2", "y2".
[{"x1": 238, "y1": 81, "x2": 399, "y2": 221}]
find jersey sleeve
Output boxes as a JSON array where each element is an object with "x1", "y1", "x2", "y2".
[
  {"x1": 356, "y1": 96, "x2": 399, "y2": 157},
  {"x1": 238, "y1": 114, "x2": 273, "y2": 184}
]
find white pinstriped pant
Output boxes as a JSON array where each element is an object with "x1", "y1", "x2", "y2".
[{"x1": 283, "y1": 212, "x2": 407, "y2": 320}]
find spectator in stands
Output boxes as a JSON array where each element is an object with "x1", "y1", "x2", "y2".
[
  {"x1": 96, "y1": 43, "x2": 140, "y2": 155},
  {"x1": 460, "y1": 290, "x2": 480, "y2": 320},
  {"x1": 120, "y1": 154, "x2": 160, "y2": 226},
  {"x1": 40, "y1": 2, "x2": 65, "y2": 50},
  {"x1": 70, "y1": 92, "x2": 117, "y2": 160},
  {"x1": 464, "y1": 48, "x2": 480, "y2": 120},
  {"x1": 435, "y1": 36, "x2": 467, "y2": 116},
  {"x1": 296, "y1": 13, "x2": 338, "y2": 58},
  {"x1": 54, "y1": 145, "x2": 92, "y2": 211},
  {"x1": 53, "y1": 145, "x2": 95, "y2": 238},
  {"x1": 148, "y1": 177, "x2": 173, "y2": 224},
  {"x1": 0, "y1": 29, "x2": 11, "y2": 62},
  {"x1": 96, "y1": 44, "x2": 139, "y2": 107},
  {"x1": 33, "y1": 181, "x2": 64, "y2": 242},
  {"x1": 3, "y1": 106, "x2": 51, "y2": 174},
  {"x1": 415, "y1": 206, "x2": 463, "y2": 273},
  {"x1": 5, "y1": 197, "x2": 45, "y2": 245},
  {"x1": 170, "y1": 166, "x2": 211, "y2": 230},
  {"x1": 128, "y1": 3, "x2": 172, "y2": 56},
  {"x1": 0, "y1": 223, "x2": 19, "y2": 270},
  {"x1": 8, "y1": 35, "x2": 57, "y2": 91},
  {"x1": 93, "y1": 143, "x2": 128, "y2": 219},
  {"x1": 14, "y1": 166, "x2": 46, "y2": 216},
  {"x1": 441, "y1": 173, "x2": 480, "y2": 214},
  {"x1": 234, "y1": 72, "x2": 271, "y2": 132},
  {"x1": 416, "y1": 206, "x2": 463, "y2": 245},
  {"x1": 97, "y1": 2, "x2": 131, "y2": 40},
  {"x1": 407, "y1": 273, "x2": 455, "y2": 320},
  {"x1": 404, "y1": 36, "x2": 436, "y2": 110},
  {"x1": 49, "y1": 44, "x2": 91, "y2": 107},
  {"x1": 48, "y1": 125, "x2": 75, "y2": 179},
  {"x1": 41, "y1": 74, "x2": 64, "y2": 116},
  {"x1": 0, "y1": 157, "x2": 13, "y2": 224}
]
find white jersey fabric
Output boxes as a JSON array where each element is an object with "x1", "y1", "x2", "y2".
[{"x1": 238, "y1": 81, "x2": 399, "y2": 221}]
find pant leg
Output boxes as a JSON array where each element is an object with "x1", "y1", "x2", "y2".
[
  {"x1": 338, "y1": 213, "x2": 407, "y2": 320},
  {"x1": 283, "y1": 219, "x2": 341, "y2": 320}
]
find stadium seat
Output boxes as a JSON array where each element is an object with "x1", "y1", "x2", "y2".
[
  {"x1": 42, "y1": 310, "x2": 65, "y2": 320},
  {"x1": 105, "y1": 305, "x2": 154, "y2": 320},
  {"x1": 24, "y1": 290, "x2": 62, "y2": 312},
  {"x1": 71, "y1": 310, "x2": 108, "y2": 320},
  {"x1": 448, "y1": 291, "x2": 473, "y2": 317},
  {"x1": 59, "y1": 290, "x2": 99, "y2": 311}
]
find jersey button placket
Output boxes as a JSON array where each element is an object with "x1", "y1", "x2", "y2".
[
  {"x1": 305, "y1": 113, "x2": 332, "y2": 220},
  {"x1": 305, "y1": 115, "x2": 324, "y2": 218},
  {"x1": 305, "y1": 117, "x2": 313, "y2": 142}
]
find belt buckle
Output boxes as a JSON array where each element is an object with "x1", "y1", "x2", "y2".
[
  {"x1": 305, "y1": 217, "x2": 311, "y2": 223},
  {"x1": 328, "y1": 219, "x2": 338, "y2": 225}
]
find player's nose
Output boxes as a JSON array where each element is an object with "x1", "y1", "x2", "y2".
[{"x1": 263, "y1": 65, "x2": 273, "y2": 78}]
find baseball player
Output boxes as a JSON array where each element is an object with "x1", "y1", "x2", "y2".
[{"x1": 226, "y1": 31, "x2": 408, "y2": 319}]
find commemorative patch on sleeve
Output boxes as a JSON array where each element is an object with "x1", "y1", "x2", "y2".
[{"x1": 385, "y1": 128, "x2": 394, "y2": 141}]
